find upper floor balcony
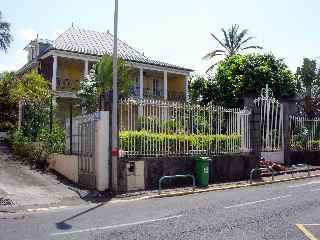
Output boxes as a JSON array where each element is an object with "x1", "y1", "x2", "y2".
[
  {"x1": 46, "y1": 55, "x2": 189, "y2": 101},
  {"x1": 129, "y1": 86, "x2": 186, "y2": 102}
]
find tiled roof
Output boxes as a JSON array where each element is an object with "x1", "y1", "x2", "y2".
[{"x1": 50, "y1": 27, "x2": 192, "y2": 72}]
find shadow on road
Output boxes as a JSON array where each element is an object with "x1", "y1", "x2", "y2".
[{"x1": 56, "y1": 203, "x2": 105, "y2": 230}]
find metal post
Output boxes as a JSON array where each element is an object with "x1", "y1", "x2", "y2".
[
  {"x1": 49, "y1": 94, "x2": 53, "y2": 134},
  {"x1": 69, "y1": 103, "x2": 73, "y2": 155},
  {"x1": 111, "y1": 0, "x2": 119, "y2": 193}
]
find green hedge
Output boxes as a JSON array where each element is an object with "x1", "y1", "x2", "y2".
[
  {"x1": 119, "y1": 130, "x2": 241, "y2": 153},
  {"x1": 290, "y1": 140, "x2": 320, "y2": 151}
]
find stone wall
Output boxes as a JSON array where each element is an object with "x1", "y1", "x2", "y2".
[{"x1": 290, "y1": 151, "x2": 320, "y2": 165}]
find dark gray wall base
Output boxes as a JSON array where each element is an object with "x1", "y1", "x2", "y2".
[
  {"x1": 118, "y1": 153, "x2": 257, "y2": 192},
  {"x1": 290, "y1": 151, "x2": 320, "y2": 166}
]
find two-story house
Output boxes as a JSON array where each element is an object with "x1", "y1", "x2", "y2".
[{"x1": 17, "y1": 26, "x2": 193, "y2": 123}]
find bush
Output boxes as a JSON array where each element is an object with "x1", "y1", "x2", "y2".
[
  {"x1": 119, "y1": 130, "x2": 241, "y2": 153},
  {"x1": 9, "y1": 129, "x2": 32, "y2": 159},
  {"x1": 0, "y1": 121, "x2": 15, "y2": 131},
  {"x1": 310, "y1": 140, "x2": 320, "y2": 150},
  {"x1": 9, "y1": 124, "x2": 65, "y2": 169},
  {"x1": 37, "y1": 123, "x2": 65, "y2": 154}
]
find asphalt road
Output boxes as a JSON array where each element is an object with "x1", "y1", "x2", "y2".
[{"x1": 1, "y1": 177, "x2": 320, "y2": 240}]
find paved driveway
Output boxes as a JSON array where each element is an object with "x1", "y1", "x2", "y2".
[{"x1": 0, "y1": 133, "x2": 83, "y2": 211}]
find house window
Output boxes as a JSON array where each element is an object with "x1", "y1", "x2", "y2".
[{"x1": 153, "y1": 79, "x2": 161, "y2": 96}]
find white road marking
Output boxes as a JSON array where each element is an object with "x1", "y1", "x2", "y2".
[
  {"x1": 310, "y1": 188, "x2": 320, "y2": 192},
  {"x1": 288, "y1": 181, "x2": 320, "y2": 188},
  {"x1": 27, "y1": 206, "x2": 68, "y2": 212},
  {"x1": 51, "y1": 214, "x2": 183, "y2": 236},
  {"x1": 224, "y1": 194, "x2": 292, "y2": 209}
]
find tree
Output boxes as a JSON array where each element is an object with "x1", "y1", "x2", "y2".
[
  {"x1": 296, "y1": 58, "x2": 319, "y2": 98},
  {"x1": 10, "y1": 70, "x2": 51, "y2": 140},
  {"x1": 203, "y1": 24, "x2": 262, "y2": 73},
  {"x1": 0, "y1": 11, "x2": 13, "y2": 52},
  {"x1": 10, "y1": 70, "x2": 50, "y2": 105},
  {"x1": 95, "y1": 55, "x2": 131, "y2": 96},
  {"x1": 191, "y1": 54, "x2": 296, "y2": 108},
  {"x1": 79, "y1": 55, "x2": 131, "y2": 113},
  {"x1": 0, "y1": 71, "x2": 17, "y2": 130},
  {"x1": 295, "y1": 58, "x2": 320, "y2": 118}
]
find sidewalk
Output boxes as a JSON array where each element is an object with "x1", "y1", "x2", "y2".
[
  {"x1": 0, "y1": 134, "x2": 91, "y2": 212},
  {"x1": 113, "y1": 168, "x2": 320, "y2": 201}
]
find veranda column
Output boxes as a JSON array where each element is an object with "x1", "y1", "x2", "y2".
[
  {"x1": 139, "y1": 67, "x2": 144, "y2": 99},
  {"x1": 84, "y1": 59, "x2": 89, "y2": 78},
  {"x1": 185, "y1": 74, "x2": 189, "y2": 102},
  {"x1": 52, "y1": 55, "x2": 58, "y2": 91},
  {"x1": 138, "y1": 67, "x2": 144, "y2": 116},
  {"x1": 164, "y1": 71, "x2": 168, "y2": 100},
  {"x1": 81, "y1": 60, "x2": 89, "y2": 114}
]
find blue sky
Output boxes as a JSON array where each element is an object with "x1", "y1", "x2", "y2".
[{"x1": 1, "y1": 0, "x2": 320, "y2": 74}]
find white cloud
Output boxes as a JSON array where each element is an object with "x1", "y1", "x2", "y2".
[
  {"x1": 17, "y1": 28, "x2": 37, "y2": 42},
  {"x1": 0, "y1": 49, "x2": 27, "y2": 72}
]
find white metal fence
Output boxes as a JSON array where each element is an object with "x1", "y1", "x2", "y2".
[
  {"x1": 290, "y1": 116, "x2": 320, "y2": 151},
  {"x1": 254, "y1": 85, "x2": 283, "y2": 152},
  {"x1": 119, "y1": 98, "x2": 251, "y2": 157}
]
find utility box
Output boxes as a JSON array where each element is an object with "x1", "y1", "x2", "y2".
[{"x1": 126, "y1": 161, "x2": 145, "y2": 191}]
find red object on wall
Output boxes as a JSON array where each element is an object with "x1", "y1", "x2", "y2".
[{"x1": 112, "y1": 148, "x2": 119, "y2": 157}]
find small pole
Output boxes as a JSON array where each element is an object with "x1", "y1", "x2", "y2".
[
  {"x1": 49, "y1": 94, "x2": 53, "y2": 134},
  {"x1": 69, "y1": 103, "x2": 73, "y2": 155}
]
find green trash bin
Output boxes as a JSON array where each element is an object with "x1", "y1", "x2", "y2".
[{"x1": 195, "y1": 156, "x2": 210, "y2": 187}]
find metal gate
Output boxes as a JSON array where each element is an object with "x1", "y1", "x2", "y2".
[
  {"x1": 78, "y1": 114, "x2": 98, "y2": 188},
  {"x1": 254, "y1": 85, "x2": 284, "y2": 156}
]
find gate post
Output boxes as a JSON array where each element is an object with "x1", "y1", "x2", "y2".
[
  {"x1": 280, "y1": 96, "x2": 296, "y2": 166},
  {"x1": 95, "y1": 111, "x2": 110, "y2": 191},
  {"x1": 250, "y1": 104, "x2": 262, "y2": 164},
  {"x1": 244, "y1": 95, "x2": 261, "y2": 165}
]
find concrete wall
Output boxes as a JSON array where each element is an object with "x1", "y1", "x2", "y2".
[
  {"x1": 48, "y1": 153, "x2": 78, "y2": 183},
  {"x1": 118, "y1": 153, "x2": 257, "y2": 192},
  {"x1": 290, "y1": 151, "x2": 320, "y2": 165}
]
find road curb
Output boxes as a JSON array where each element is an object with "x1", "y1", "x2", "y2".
[{"x1": 149, "y1": 173, "x2": 320, "y2": 199}]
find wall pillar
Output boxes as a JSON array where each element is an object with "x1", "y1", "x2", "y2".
[
  {"x1": 95, "y1": 111, "x2": 110, "y2": 191},
  {"x1": 52, "y1": 55, "x2": 57, "y2": 91},
  {"x1": 280, "y1": 97, "x2": 295, "y2": 165},
  {"x1": 250, "y1": 104, "x2": 261, "y2": 166}
]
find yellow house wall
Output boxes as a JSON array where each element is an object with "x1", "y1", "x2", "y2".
[
  {"x1": 144, "y1": 75, "x2": 154, "y2": 91},
  {"x1": 57, "y1": 61, "x2": 82, "y2": 83},
  {"x1": 168, "y1": 75, "x2": 185, "y2": 93},
  {"x1": 129, "y1": 71, "x2": 186, "y2": 96}
]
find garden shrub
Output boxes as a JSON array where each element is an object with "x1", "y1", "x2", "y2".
[
  {"x1": 0, "y1": 121, "x2": 15, "y2": 131},
  {"x1": 37, "y1": 123, "x2": 65, "y2": 154},
  {"x1": 9, "y1": 124, "x2": 65, "y2": 169},
  {"x1": 119, "y1": 130, "x2": 241, "y2": 153}
]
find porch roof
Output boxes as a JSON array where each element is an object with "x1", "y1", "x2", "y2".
[{"x1": 44, "y1": 26, "x2": 193, "y2": 73}]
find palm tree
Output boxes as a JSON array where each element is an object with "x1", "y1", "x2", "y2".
[
  {"x1": 203, "y1": 24, "x2": 262, "y2": 73},
  {"x1": 0, "y1": 11, "x2": 13, "y2": 52}
]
